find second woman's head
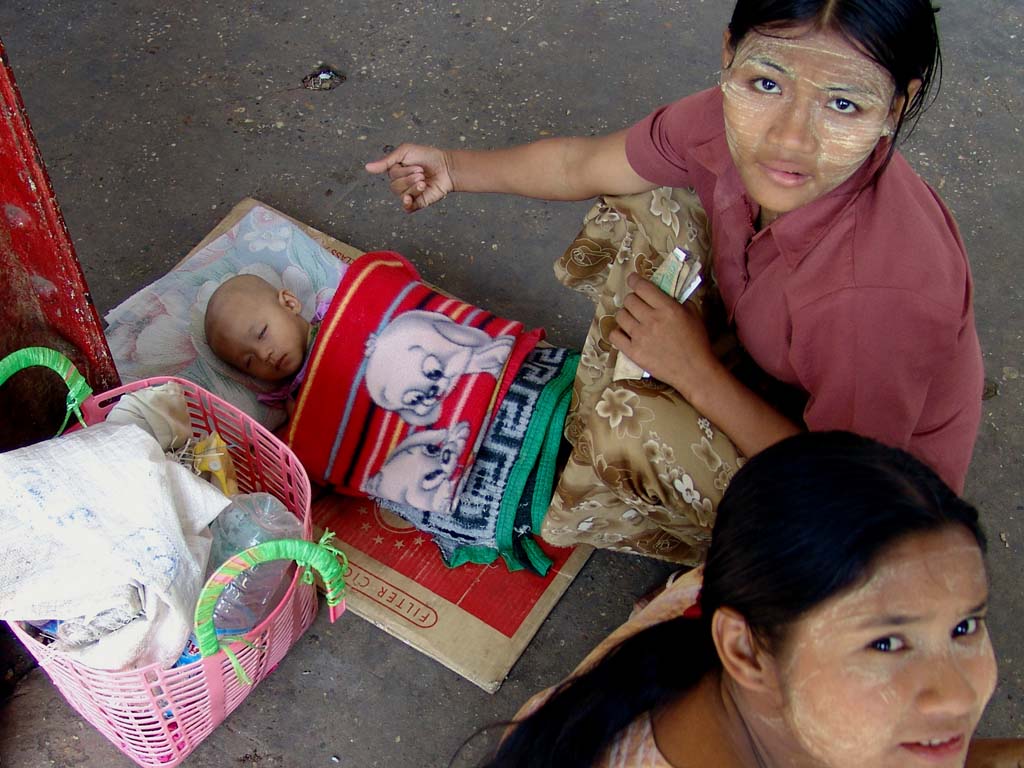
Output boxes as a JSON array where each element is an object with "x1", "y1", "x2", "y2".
[
  {"x1": 719, "y1": 0, "x2": 941, "y2": 218},
  {"x1": 482, "y1": 432, "x2": 994, "y2": 768},
  {"x1": 704, "y1": 431, "x2": 995, "y2": 767}
]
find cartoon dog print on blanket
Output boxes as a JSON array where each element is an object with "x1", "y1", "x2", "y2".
[
  {"x1": 364, "y1": 421, "x2": 471, "y2": 514},
  {"x1": 364, "y1": 310, "x2": 514, "y2": 426}
]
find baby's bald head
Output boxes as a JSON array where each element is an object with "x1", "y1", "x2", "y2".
[
  {"x1": 204, "y1": 274, "x2": 278, "y2": 352},
  {"x1": 204, "y1": 274, "x2": 310, "y2": 382}
]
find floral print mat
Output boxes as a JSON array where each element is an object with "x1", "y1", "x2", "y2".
[{"x1": 104, "y1": 204, "x2": 349, "y2": 431}]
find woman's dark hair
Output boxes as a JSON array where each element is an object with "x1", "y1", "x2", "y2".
[
  {"x1": 726, "y1": 0, "x2": 943, "y2": 151},
  {"x1": 482, "y1": 431, "x2": 984, "y2": 768}
]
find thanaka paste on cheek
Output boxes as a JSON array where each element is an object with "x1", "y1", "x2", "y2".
[{"x1": 782, "y1": 600, "x2": 899, "y2": 766}]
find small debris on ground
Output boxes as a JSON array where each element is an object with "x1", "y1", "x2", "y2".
[{"x1": 303, "y1": 65, "x2": 346, "y2": 90}]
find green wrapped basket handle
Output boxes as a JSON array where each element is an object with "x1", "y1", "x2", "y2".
[
  {"x1": 194, "y1": 531, "x2": 349, "y2": 684},
  {"x1": 0, "y1": 347, "x2": 93, "y2": 435}
]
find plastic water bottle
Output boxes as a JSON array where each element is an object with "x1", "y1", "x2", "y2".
[{"x1": 206, "y1": 493, "x2": 303, "y2": 635}]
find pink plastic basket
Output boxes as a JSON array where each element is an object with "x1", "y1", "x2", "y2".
[{"x1": 4, "y1": 368, "x2": 342, "y2": 767}]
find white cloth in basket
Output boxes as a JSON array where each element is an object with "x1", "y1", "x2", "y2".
[{"x1": 0, "y1": 422, "x2": 230, "y2": 670}]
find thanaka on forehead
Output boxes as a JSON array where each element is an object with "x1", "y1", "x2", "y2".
[
  {"x1": 806, "y1": 536, "x2": 989, "y2": 622},
  {"x1": 853, "y1": 599, "x2": 989, "y2": 630},
  {"x1": 730, "y1": 33, "x2": 895, "y2": 91},
  {"x1": 739, "y1": 54, "x2": 890, "y2": 101}
]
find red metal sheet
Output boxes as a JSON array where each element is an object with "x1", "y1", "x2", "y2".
[{"x1": 0, "y1": 39, "x2": 119, "y2": 449}]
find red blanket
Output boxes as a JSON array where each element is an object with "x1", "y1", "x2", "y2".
[{"x1": 286, "y1": 251, "x2": 541, "y2": 514}]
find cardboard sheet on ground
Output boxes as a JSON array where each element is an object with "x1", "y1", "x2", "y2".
[
  {"x1": 313, "y1": 494, "x2": 589, "y2": 692},
  {"x1": 132, "y1": 198, "x2": 591, "y2": 692}
]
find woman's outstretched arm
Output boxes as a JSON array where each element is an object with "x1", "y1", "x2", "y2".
[{"x1": 365, "y1": 130, "x2": 655, "y2": 212}]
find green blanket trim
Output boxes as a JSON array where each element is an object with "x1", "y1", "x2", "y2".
[
  {"x1": 445, "y1": 544, "x2": 499, "y2": 569},
  {"x1": 519, "y1": 537, "x2": 551, "y2": 575},
  {"x1": 529, "y1": 367, "x2": 576, "y2": 533},
  {"x1": 517, "y1": 378, "x2": 574, "y2": 574},
  {"x1": 445, "y1": 353, "x2": 579, "y2": 574},
  {"x1": 495, "y1": 353, "x2": 579, "y2": 575}
]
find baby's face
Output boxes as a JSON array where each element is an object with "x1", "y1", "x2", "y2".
[{"x1": 208, "y1": 287, "x2": 309, "y2": 382}]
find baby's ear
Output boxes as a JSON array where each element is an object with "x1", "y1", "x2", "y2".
[{"x1": 278, "y1": 288, "x2": 303, "y2": 314}]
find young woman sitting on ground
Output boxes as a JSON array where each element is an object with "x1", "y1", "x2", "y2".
[
  {"x1": 479, "y1": 431, "x2": 1023, "y2": 768},
  {"x1": 366, "y1": 0, "x2": 984, "y2": 565}
]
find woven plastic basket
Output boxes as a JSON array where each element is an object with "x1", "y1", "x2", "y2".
[{"x1": 2, "y1": 348, "x2": 347, "y2": 766}]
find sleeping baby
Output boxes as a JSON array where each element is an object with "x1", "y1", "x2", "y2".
[
  {"x1": 204, "y1": 253, "x2": 534, "y2": 513},
  {"x1": 204, "y1": 271, "x2": 516, "y2": 421},
  {"x1": 203, "y1": 253, "x2": 576, "y2": 575},
  {"x1": 204, "y1": 274, "x2": 321, "y2": 416}
]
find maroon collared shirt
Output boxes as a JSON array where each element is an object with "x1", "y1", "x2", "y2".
[{"x1": 626, "y1": 87, "x2": 983, "y2": 492}]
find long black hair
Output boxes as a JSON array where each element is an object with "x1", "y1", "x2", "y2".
[
  {"x1": 482, "y1": 431, "x2": 984, "y2": 768},
  {"x1": 727, "y1": 0, "x2": 943, "y2": 149}
]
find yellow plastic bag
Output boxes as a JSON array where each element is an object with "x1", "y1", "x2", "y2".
[{"x1": 193, "y1": 431, "x2": 238, "y2": 496}]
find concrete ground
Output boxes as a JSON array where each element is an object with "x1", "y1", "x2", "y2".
[{"x1": 1, "y1": 1, "x2": 1021, "y2": 765}]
